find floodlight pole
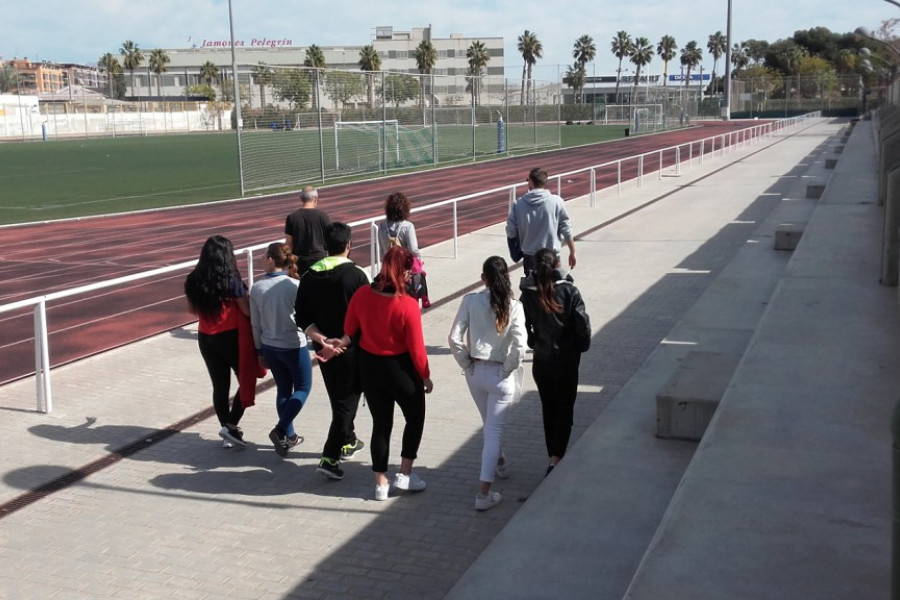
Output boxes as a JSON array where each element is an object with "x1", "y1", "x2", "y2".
[
  {"x1": 723, "y1": 0, "x2": 733, "y2": 120},
  {"x1": 228, "y1": 0, "x2": 246, "y2": 196}
]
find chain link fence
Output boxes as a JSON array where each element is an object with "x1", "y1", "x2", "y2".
[
  {"x1": 729, "y1": 74, "x2": 863, "y2": 118},
  {"x1": 236, "y1": 66, "x2": 562, "y2": 193},
  {"x1": 0, "y1": 97, "x2": 222, "y2": 140}
]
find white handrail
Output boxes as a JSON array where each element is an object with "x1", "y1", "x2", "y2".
[{"x1": 0, "y1": 113, "x2": 821, "y2": 411}]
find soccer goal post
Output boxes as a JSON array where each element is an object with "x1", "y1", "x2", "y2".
[
  {"x1": 599, "y1": 104, "x2": 663, "y2": 126},
  {"x1": 334, "y1": 119, "x2": 400, "y2": 172}
]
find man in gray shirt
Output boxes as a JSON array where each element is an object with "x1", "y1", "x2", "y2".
[{"x1": 506, "y1": 167, "x2": 577, "y2": 275}]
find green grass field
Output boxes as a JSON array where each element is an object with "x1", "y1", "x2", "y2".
[{"x1": 0, "y1": 123, "x2": 629, "y2": 225}]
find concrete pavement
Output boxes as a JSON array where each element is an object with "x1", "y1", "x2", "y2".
[{"x1": 3, "y1": 117, "x2": 886, "y2": 600}]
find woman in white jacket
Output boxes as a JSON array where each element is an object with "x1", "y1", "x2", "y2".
[{"x1": 448, "y1": 256, "x2": 527, "y2": 511}]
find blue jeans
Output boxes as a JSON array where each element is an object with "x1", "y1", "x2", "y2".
[{"x1": 260, "y1": 344, "x2": 312, "y2": 436}]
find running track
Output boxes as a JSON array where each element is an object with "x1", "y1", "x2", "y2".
[{"x1": 0, "y1": 121, "x2": 765, "y2": 385}]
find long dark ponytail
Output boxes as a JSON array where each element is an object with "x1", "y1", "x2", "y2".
[
  {"x1": 482, "y1": 255, "x2": 512, "y2": 332},
  {"x1": 533, "y1": 248, "x2": 563, "y2": 314}
]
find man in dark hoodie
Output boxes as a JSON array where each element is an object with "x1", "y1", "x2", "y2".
[
  {"x1": 295, "y1": 222, "x2": 369, "y2": 480},
  {"x1": 506, "y1": 167, "x2": 577, "y2": 276}
]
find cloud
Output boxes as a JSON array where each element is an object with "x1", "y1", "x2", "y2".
[{"x1": 1, "y1": 0, "x2": 894, "y2": 76}]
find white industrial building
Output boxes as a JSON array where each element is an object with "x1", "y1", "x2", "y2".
[{"x1": 124, "y1": 25, "x2": 504, "y2": 107}]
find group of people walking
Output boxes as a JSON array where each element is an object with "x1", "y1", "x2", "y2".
[{"x1": 183, "y1": 168, "x2": 591, "y2": 509}]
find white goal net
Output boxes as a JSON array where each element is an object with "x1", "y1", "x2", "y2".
[{"x1": 334, "y1": 120, "x2": 400, "y2": 172}]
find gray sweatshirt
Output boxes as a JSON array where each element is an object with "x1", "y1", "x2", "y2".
[
  {"x1": 505, "y1": 188, "x2": 573, "y2": 255},
  {"x1": 249, "y1": 272, "x2": 307, "y2": 350}
]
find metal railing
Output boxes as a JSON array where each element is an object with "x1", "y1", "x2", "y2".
[{"x1": 0, "y1": 112, "x2": 820, "y2": 412}]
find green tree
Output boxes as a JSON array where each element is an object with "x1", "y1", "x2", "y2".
[
  {"x1": 517, "y1": 30, "x2": 543, "y2": 105},
  {"x1": 572, "y1": 34, "x2": 596, "y2": 103},
  {"x1": 358, "y1": 44, "x2": 382, "y2": 109},
  {"x1": 414, "y1": 39, "x2": 437, "y2": 107},
  {"x1": 797, "y1": 55, "x2": 838, "y2": 98},
  {"x1": 252, "y1": 62, "x2": 273, "y2": 107},
  {"x1": 707, "y1": 31, "x2": 727, "y2": 87},
  {"x1": 304, "y1": 44, "x2": 326, "y2": 110},
  {"x1": 97, "y1": 52, "x2": 122, "y2": 99},
  {"x1": 563, "y1": 63, "x2": 586, "y2": 103},
  {"x1": 382, "y1": 73, "x2": 419, "y2": 107},
  {"x1": 187, "y1": 83, "x2": 217, "y2": 101},
  {"x1": 324, "y1": 70, "x2": 364, "y2": 110},
  {"x1": 741, "y1": 64, "x2": 782, "y2": 112},
  {"x1": 611, "y1": 31, "x2": 634, "y2": 103},
  {"x1": 466, "y1": 40, "x2": 490, "y2": 106},
  {"x1": 657, "y1": 35, "x2": 678, "y2": 88},
  {"x1": 274, "y1": 69, "x2": 310, "y2": 109},
  {"x1": 629, "y1": 37, "x2": 654, "y2": 101},
  {"x1": 680, "y1": 41, "x2": 703, "y2": 87},
  {"x1": 119, "y1": 40, "x2": 144, "y2": 97},
  {"x1": 148, "y1": 48, "x2": 170, "y2": 98}
]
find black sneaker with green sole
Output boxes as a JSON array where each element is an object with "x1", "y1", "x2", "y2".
[
  {"x1": 340, "y1": 439, "x2": 365, "y2": 461},
  {"x1": 316, "y1": 457, "x2": 344, "y2": 480}
]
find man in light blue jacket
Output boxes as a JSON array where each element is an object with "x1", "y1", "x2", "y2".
[{"x1": 505, "y1": 167, "x2": 577, "y2": 275}]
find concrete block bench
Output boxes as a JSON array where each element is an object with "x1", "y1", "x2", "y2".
[
  {"x1": 807, "y1": 183, "x2": 826, "y2": 199},
  {"x1": 774, "y1": 223, "x2": 804, "y2": 250},
  {"x1": 656, "y1": 351, "x2": 742, "y2": 441}
]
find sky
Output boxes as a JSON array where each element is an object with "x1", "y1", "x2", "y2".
[{"x1": 2, "y1": 0, "x2": 896, "y2": 82}]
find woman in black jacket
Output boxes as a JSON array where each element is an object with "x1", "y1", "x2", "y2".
[{"x1": 519, "y1": 248, "x2": 591, "y2": 475}]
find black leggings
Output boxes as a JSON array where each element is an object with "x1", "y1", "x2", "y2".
[
  {"x1": 198, "y1": 329, "x2": 245, "y2": 428},
  {"x1": 320, "y1": 347, "x2": 363, "y2": 461},
  {"x1": 358, "y1": 349, "x2": 426, "y2": 473},
  {"x1": 532, "y1": 354, "x2": 581, "y2": 459}
]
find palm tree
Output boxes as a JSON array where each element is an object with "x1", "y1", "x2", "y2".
[
  {"x1": 629, "y1": 37, "x2": 654, "y2": 102},
  {"x1": 97, "y1": 52, "x2": 122, "y2": 99},
  {"x1": 563, "y1": 63, "x2": 586, "y2": 103},
  {"x1": 200, "y1": 60, "x2": 220, "y2": 97},
  {"x1": 731, "y1": 44, "x2": 750, "y2": 76},
  {"x1": 657, "y1": 35, "x2": 677, "y2": 89},
  {"x1": 466, "y1": 40, "x2": 490, "y2": 106},
  {"x1": 680, "y1": 41, "x2": 703, "y2": 88},
  {"x1": 707, "y1": 31, "x2": 727, "y2": 91},
  {"x1": 611, "y1": 31, "x2": 634, "y2": 103},
  {"x1": 119, "y1": 40, "x2": 144, "y2": 97},
  {"x1": 517, "y1": 30, "x2": 543, "y2": 105},
  {"x1": 414, "y1": 39, "x2": 437, "y2": 107},
  {"x1": 252, "y1": 62, "x2": 273, "y2": 107},
  {"x1": 304, "y1": 44, "x2": 327, "y2": 110},
  {"x1": 148, "y1": 49, "x2": 170, "y2": 98},
  {"x1": 572, "y1": 34, "x2": 596, "y2": 103},
  {"x1": 358, "y1": 44, "x2": 381, "y2": 109}
]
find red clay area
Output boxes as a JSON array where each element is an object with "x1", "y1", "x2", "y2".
[{"x1": 0, "y1": 121, "x2": 767, "y2": 384}]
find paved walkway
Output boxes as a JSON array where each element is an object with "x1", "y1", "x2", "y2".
[{"x1": 2, "y1": 117, "x2": 881, "y2": 600}]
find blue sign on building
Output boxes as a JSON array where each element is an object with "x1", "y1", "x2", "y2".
[{"x1": 669, "y1": 73, "x2": 711, "y2": 82}]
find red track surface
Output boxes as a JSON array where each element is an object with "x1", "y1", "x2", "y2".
[{"x1": 0, "y1": 121, "x2": 765, "y2": 384}]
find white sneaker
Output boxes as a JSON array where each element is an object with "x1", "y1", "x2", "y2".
[
  {"x1": 392, "y1": 471, "x2": 426, "y2": 492},
  {"x1": 374, "y1": 484, "x2": 390, "y2": 501},
  {"x1": 475, "y1": 491, "x2": 502, "y2": 511},
  {"x1": 495, "y1": 453, "x2": 510, "y2": 479}
]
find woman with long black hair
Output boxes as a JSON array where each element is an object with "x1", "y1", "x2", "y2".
[
  {"x1": 185, "y1": 235, "x2": 259, "y2": 448},
  {"x1": 519, "y1": 248, "x2": 592, "y2": 475},
  {"x1": 448, "y1": 256, "x2": 527, "y2": 511},
  {"x1": 337, "y1": 246, "x2": 433, "y2": 500}
]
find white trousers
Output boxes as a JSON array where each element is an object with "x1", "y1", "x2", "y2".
[{"x1": 465, "y1": 360, "x2": 516, "y2": 483}]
